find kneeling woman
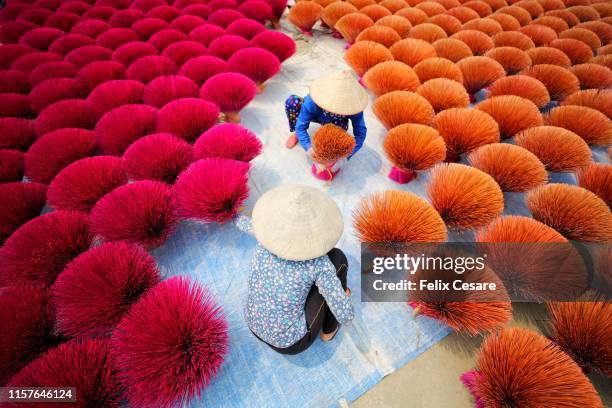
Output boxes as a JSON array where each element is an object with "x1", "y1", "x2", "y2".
[
  {"x1": 285, "y1": 71, "x2": 368, "y2": 180},
  {"x1": 236, "y1": 184, "x2": 353, "y2": 354}
]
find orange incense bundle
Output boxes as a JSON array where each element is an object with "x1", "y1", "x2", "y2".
[
  {"x1": 463, "y1": 1, "x2": 494, "y2": 17},
  {"x1": 456, "y1": 55, "x2": 506, "y2": 95},
  {"x1": 525, "y1": 46, "x2": 571, "y2": 67},
  {"x1": 427, "y1": 14, "x2": 462, "y2": 35},
  {"x1": 492, "y1": 30, "x2": 535, "y2": 50},
  {"x1": 475, "y1": 215, "x2": 574, "y2": 300},
  {"x1": 373, "y1": 91, "x2": 435, "y2": 129},
  {"x1": 561, "y1": 89, "x2": 612, "y2": 119},
  {"x1": 463, "y1": 17, "x2": 503, "y2": 36},
  {"x1": 484, "y1": 46, "x2": 531, "y2": 74},
  {"x1": 433, "y1": 107, "x2": 500, "y2": 161},
  {"x1": 359, "y1": 4, "x2": 392, "y2": 21},
  {"x1": 488, "y1": 13, "x2": 521, "y2": 31},
  {"x1": 591, "y1": 54, "x2": 612, "y2": 70},
  {"x1": 544, "y1": 9, "x2": 580, "y2": 27},
  {"x1": 409, "y1": 265, "x2": 511, "y2": 335},
  {"x1": 522, "y1": 64, "x2": 579, "y2": 101},
  {"x1": 335, "y1": 12, "x2": 375, "y2": 44},
  {"x1": 550, "y1": 38, "x2": 592, "y2": 65},
  {"x1": 362, "y1": 61, "x2": 420, "y2": 96},
  {"x1": 395, "y1": 7, "x2": 429, "y2": 25},
  {"x1": 436, "y1": 0, "x2": 461, "y2": 9},
  {"x1": 531, "y1": 15, "x2": 569, "y2": 33},
  {"x1": 468, "y1": 143, "x2": 547, "y2": 191},
  {"x1": 383, "y1": 123, "x2": 446, "y2": 183},
  {"x1": 575, "y1": 21, "x2": 612, "y2": 45},
  {"x1": 464, "y1": 328, "x2": 604, "y2": 408},
  {"x1": 445, "y1": 5, "x2": 480, "y2": 23},
  {"x1": 527, "y1": 183, "x2": 612, "y2": 242},
  {"x1": 548, "y1": 294, "x2": 612, "y2": 377},
  {"x1": 313, "y1": 0, "x2": 339, "y2": 7},
  {"x1": 476, "y1": 95, "x2": 543, "y2": 139},
  {"x1": 415, "y1": 1, "x2": 447, "y2": 17},
  {"x1": 374, "y1": 15, "x2": 412, "y2": 38},
  {"x1": 344, "y1": 40, "x2": 394, "y2": 77},
  {"x1": 288, "y1": 1, "x2": 324, "y2": 35},
  {"x1": 514, "y1": 0, "x2": 543, "y2": 17},
  {"x1": 577, "y1": 163, "x2": 612, "y2": 209},
  {"x1": 497, "y1": 5, "x2": 533, "y2": 26},
  {"x1": 353, "y1": 190, "x2": 447, "y2": 242},
  {"x1": 413, "y1": 57, "x2": 463, "y2": 83},
  {"x1": 426, "y1": 163, "x2": 504, "y2": 229},
  {"x1": 519, "y1": 24, "x2": 558, "y2": 46},
  {"x1": 488, "y1": 75, "x2": 550, "y2": 109},
  {"x1": 409, "y1": 22, "x2": 448, "y2": 42},
  {"x1": 355, "y1": 25, "x2": 402, "y2": 47},
  {"x1": 515, "y1": 125, "x2": 592, "y2": 172},
  {"x1": 431, "y1": 38, "x2": 473, "y2": 62},
  {"x1": 321, "y1": 2, "x2": 358, "y2": 29},
  {"x1": 347, "y1": 0, "x2": 376, "y2": 8},
  {"x1": 416, "y1": 78, "x2": 469, "y2": 112},
  {"x1": 568, "y1": 5, "x2": 601, "y2": 22},
  {"x1": 311, "y1": 124, "x2": 356, "y2": 165},
  {"x1": 559, "y1": 27, "x2": 602, "y2": 51},
  {"x1": 379, "y1": 0, "x2": 409, "y2": 13},
  {"x1": 570, "y1": 63, "x2": 612, "y2": 90},
  {"x1": 389, "y1": 38, "x2": 437, "y2": 66},
  {"x1": 546, "y1": 105, "x2": 612, "y2": 145},
  {"x1": 450, "y1": 29, "x2": 494, "y2": 55}
]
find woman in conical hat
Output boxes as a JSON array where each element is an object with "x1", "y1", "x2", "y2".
[
  {"x1": 236, "y1": 184, "x2": 354, "y2": 354},
  {"x1": 284, "y1": 70, "x2": 369, "y2": 181}
]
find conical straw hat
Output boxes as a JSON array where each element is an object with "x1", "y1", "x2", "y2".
[
  {"x1": 252, "y1": 184, "x2": 344, "y2": 261},
  {"x1": 310, "y1": 70, "x2": 369, "y2": 116}
]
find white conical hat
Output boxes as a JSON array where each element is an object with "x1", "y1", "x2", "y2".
[
  {"x1": 310, "y1": 70, "x2": 369, "y2": 116},
  {"x1": 252, "y1": 184, "x2": 344, "y2": 261}
]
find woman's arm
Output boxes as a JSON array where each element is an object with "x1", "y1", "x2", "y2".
[
  {"x1": 295, "y1": 97, "x2": 318, "y2": 151},
  {"x1": 348, "y1": 112, "x2": 367, "y2": 159},
  {"x1": 314, "y1": 258, "x2": 354, "y2": 324}
]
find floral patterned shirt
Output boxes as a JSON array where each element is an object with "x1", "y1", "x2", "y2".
[{"x1": 236, "y1": 216, "x2": 354, "y2": 348}]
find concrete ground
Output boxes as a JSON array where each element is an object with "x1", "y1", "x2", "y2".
[{"x1": 353, "y1": 304, "x2": 612, "y2": 407}]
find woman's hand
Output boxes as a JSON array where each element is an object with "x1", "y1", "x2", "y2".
[{"x1": 345, "y1": 287, "x2": 351, "y2": 296}]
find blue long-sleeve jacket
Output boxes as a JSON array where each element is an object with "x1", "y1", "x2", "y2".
[{"x1": 296, "y1": 95, "x2": 367, "y2": 159}]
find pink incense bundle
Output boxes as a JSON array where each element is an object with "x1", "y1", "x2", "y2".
[
  {"x1": 250, "y1": 30, "x2": 296, "y2": 62},
  {"x1": 8, "y1": 339, "x2": 121, "y2": 408},
  {"x1": 19, "y1": 27, "x2": 64, "y2": 51},
  {"x1": 109, "y1": 8, "x2": 145, "y2": 27},
  {"x1": 111, "y1": 276, "x2": 228, "y2": 408},
  {"x1": 0, "y1": 210, "x2": 93, "y2": 287},
  {"x1": 25, "y1": 128, "x2": 97, "y2": 184},
  {"x1": 29, "y1": 61, "x2": 79, "y2": 86},
  {"x1": 52, "y1": 241, "x2": 161, "y2": 338},
  {"x1": 11, "y1": 52, "x2": 63, "y2": 74},
  {"x1": 143, "y1": 75, "x2": 199, "y2": 108},
  {"x1": 208, "y1": 9, "x2": 246, "y2": 28},
  {"x1": 174, "y1": 158, "x2": 250, "y2": 223},
  {"x1": 383, "y1": 123, "x2": 446, "y2": 183},
  {"x1": 179, "y1": 55, "x2": 228, "y2": 86},
  {"x1": 0, "y1": 70, "x2": 31, "y2": 94},
  {"x1": 0, "y1": 182, "x2": 47, "y2": 245},
  {"x1": 156, "y1": 98, "x2": 220, "y2": 142},
  {"x1": 288, "y1": 1, "x2": 323, "y2": 35},
  {"x1": 0, "y1": 93, "x2": 32, "y2": 118},
  {"x1": 194, "y1": 123, "x2": 262, "y2": 162},
  {"x1": 126, "y1": 55, "x2": 178, "y2": 84},
  {"x1": 147, "y1": 29, "x2": 188, "y2": 50},
  {"x1": 311, "y1": 124, "x2": 356, "y2": 165},
  {"x1": 96, "y1": 27, "x2": 139, "y2": 50},
  {"x1": 91, "y1": 180, "x2": 178, "y2": 247},
  {"x1": 34, "y1": 99, "x2": 102, "y2": 138},
  {"x1": 0, "y1": 44, "x2": 37, "y2": 70},
  {"x1": 200, "y1": 72, "x2": 257, "y2": 123},
  {"x1": 70, "y1": 19, "x2": 111, "y2": 39},
  {"x1": 226, "y1": 18, "x2": 266, "y2": 40},
  {"x1": 238, "y1": 0, "x2": 274, "y2": 24},
  {"x1": 131, "y1": 18, "x2": 170, "y2": 39},
  {"x1": 28, "y1": 78, "x2": 89, "y2": 113},
  {"x1": 124, "y1": 133, "x2": 194, "y2": 184},
  {"x1": 266, "y1": 0, "x2": 289, "y2": 28},
  {"x1": 0, "y1": 150, "x2": 25, "y2": 183},
  {"x1": 0, "y1": 285, "x2": 57, "y2": 385},
  {"x1": 188, "y1": 24, "x2": 225, "y2": 47},
  {"x1": 0, "y1": 117, "x2": 35, "y2": 151},
  {"x1": 228, "y1": 47, "x2": 281, "y2": 92},
  {"x1": 75, "y1": 60, "x2": 127, "y2": 93},
  {"x1": 0, "y1": 21, "x2": 37, "y2": 44},
  {"x1": 147, "y1": 5, "x2": 181, "y2": 22},
  {"x1": 161, "y1": 41, "x2": 208, "y2": 66},
  {"x1": 87, "y1": 79, "x2": 145, "y2": 114},
  {"x1": 208, "y1": 35, "x2": 250, "y2": 61},
  {"x1": 47, "y1": 156, "x2": 128, "y2": 212},
  {"x1": 95, "y1": 104, "x2": 157, "y2": 155},
  {"x1": 170, "y1": 15, "x2": 207, "y2": 34},
  {"x1": 111, "y1": 41, "x2": 158, "y2": 66},
  {"x1": 64, "y1": 46, "x2": 113, "y2": 69}
]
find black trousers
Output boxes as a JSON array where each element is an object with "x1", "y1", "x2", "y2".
[{"x1": 269, "y1": 248, "x2": 349, "y2": 355}]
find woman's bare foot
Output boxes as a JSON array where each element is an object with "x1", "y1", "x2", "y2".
[
  {"x1": 320, "y1": 326, "x2": 339, "y2": 342},
  {"x1": 285, "y1": 133, "x2": 298, "y2": 148}
]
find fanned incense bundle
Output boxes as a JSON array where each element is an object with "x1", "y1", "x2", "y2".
[
  {"x1": 417, "y1": 78, "x2": 470, "y2": 112},
  {"x1": 484, "y1": 46, "x2": 531, "y2": 74},
  {"x1": 488, "y1": 75, "x2": 550, "y2": 108},
  {"x1": 353, "y1": 190, "x2": 447, "y2": 242},
  {"x1": 456, "y1": 55, "x2": 505, "y2": 95},
  {"x1": 561, "y1": 89, "x2": 612, "y2": 119},
  {"x1": 373, "y1": 91, "x2": 435, "y2": 129},
  {"x1": 344, "y1": 40, "x2": 394, "y2": 77},
  {"x1": 362, "y1": 61, "x2": 421, "y2": 96},
  {"x1": 355, "y1": 25, "x2": 402, "y2": 47},
  {"x1": 476, "y1": 95, "x2": 543, "y2": 139},
  {"x1": 546, "y1": 105, "x2": 612, "y2": 145},
  {"x1": 526, "y1": 46, "x2": 571, "y2": 67},
  {"x1": 413, "y1": 57, "x2": 463, "y2": 82},
  {"x1": 311, "y1": 124, "x2": 356, "y2": 164},
  {"x1": 468, "y1": 143, "x2": 547, "y2": 191},
  {"x1": 335, "y1": 12, "x2": 375, "y2": 44},
  {"x1": 389, "y1": 38, "x2": 437, "y2": 66},
  {"x1": 522, "y1": 64, "x2": 579, "y2": 101},
  {"x1": 432, "y1": 38, "x2": 473, "y2": 62},
  {"x1": 288, "y1": 1, "x2": 323, "y2": 35}
]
